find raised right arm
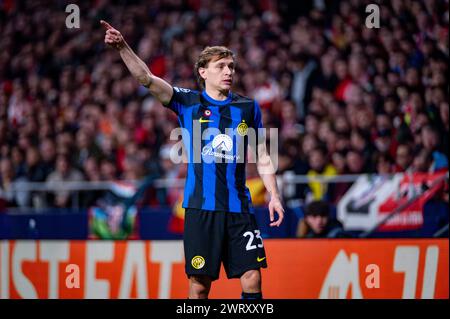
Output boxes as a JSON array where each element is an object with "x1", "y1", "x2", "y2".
[{"x1": 101, "y1": 20, "x2": 173, "y2": 105}]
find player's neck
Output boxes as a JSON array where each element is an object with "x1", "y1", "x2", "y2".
[{"x1": 204, "y1": 86, "x2": 229, "y2": 101}]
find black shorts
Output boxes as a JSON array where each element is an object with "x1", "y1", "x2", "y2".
[{"x1": 183, "y1": 208, "x2": 267, "y2": 281}]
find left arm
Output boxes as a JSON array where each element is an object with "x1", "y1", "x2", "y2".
[
  {"x1": 250, "y1": 100, "x2": 284, "y2": 227},
  {"x1": 254, "y1": 144, "x2": 285, "y2": 227}
]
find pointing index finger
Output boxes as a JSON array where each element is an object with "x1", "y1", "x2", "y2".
[{"x1": 100, "y1": 20, "x2": 113, "y2": 30}]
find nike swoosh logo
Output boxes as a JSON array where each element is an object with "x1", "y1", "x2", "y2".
[
  {"x1": 257, "y1": 257, "x2": 266, "y2": 262},
  {"x1": 199, "y1": 117, "x2": 213, "y2": 123}
]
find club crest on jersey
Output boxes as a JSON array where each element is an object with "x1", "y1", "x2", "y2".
[
  {"x1": 237, "y1": 120, "x2": 248, "y2": 136},
  {"x1": 203, "y1": 109, "x2": 212, "y2": 117}
]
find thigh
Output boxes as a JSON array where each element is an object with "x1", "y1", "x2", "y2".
[
  {"x1": 183, "y1": 209, "x2": 226, "y2": 281},
  {"x1": 223, "y1": 213, "x2": 267, "y2": 279}
]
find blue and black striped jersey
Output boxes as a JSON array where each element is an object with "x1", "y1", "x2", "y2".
[{"x1": 163, "y1": 87, "x2": 264, "y2": 213}]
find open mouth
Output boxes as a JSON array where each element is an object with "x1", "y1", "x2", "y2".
[{"x1": 222, "y1": 79, "x2": 232, "y2": 84}]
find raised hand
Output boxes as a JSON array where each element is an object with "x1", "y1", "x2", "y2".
[{"x1": 101, "y1": 20, "x2": 125, "y2": 50}]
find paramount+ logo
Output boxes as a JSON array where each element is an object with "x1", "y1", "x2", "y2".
[{"x1": 168, "y1": 124, "x2": 279, "y2": 174}]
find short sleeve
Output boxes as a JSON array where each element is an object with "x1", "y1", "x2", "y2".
[
  {"x1": 253, "y1": 100, "x2": 263, "y2": 129},
  {"x1": 253, "y1": 100, "x2": 265, "y2": 158},
  {"x1": 163, "y1": 87, "x2": 198, "y2": 116}
]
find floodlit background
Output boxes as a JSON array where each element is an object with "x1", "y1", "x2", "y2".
[{"x1": 0, "y1": 0, "x2": 448, "y2": 299}]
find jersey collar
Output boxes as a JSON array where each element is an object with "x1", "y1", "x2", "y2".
[{"x1": 201, "y1": 90, "x2": 232, "y2": 106}]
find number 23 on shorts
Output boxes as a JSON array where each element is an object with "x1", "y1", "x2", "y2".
[{"x1": 243, "y1": 230, "x2": 264, "y2": 251}]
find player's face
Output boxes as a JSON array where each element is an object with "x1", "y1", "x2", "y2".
[{"x1": 203, "y1": 56, "x2": 235, "y2": 91}]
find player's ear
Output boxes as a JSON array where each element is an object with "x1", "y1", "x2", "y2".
[{"x1": 199, "y1": 67, "x2": 207, "y2": 80}]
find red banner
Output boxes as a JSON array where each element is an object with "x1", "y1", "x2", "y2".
[
  {"x1": 378, "y1": 172, "x2": 446, "y2": 231},
  {"x1": 338, "y1": 172, "x2": 447, "y2": 231},
  {"x1": 0, "y1": 239, "x2": 448, "y2": 299}
]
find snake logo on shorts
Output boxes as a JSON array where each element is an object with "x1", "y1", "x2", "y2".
[{"x1": 191, "y1": 256, "x2": 206, "y2": 269}]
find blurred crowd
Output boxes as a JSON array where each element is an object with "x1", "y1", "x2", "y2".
[{"x1": 0, "y1": 0, "x2": 448, "y2": 209}]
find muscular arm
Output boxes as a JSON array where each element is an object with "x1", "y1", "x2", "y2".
[{"x1": 101, "y1": 20, "x2": 173, "y2": 105}]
